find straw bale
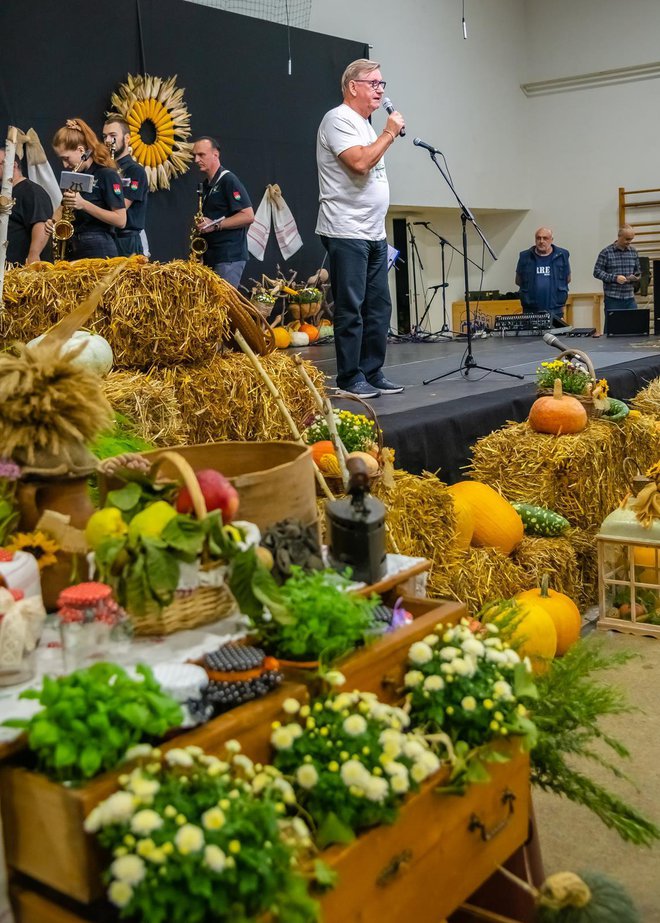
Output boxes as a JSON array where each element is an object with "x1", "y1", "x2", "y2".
[
  {"x1": 1, "y1": 257, "x2": 272, "y2": 368},
  {"x1": 512, "y1": 530, "x2": 596, "y2": 610},
  {"x1": 102, "y1": 370, "x2": 187, "y2": 446},
  {"x1": 469, "y1": 416, "x2": 660, "y2": 534},
  {"x1": 427, "y1": 547, "x2": 525, "y2": 614},
  {"x1": 631, "y1": 378, "x2": 660, "y2": 417}
]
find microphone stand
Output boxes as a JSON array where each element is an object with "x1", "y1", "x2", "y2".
[
  {"x1": 414, "y1": 221, "x2": 479, "y2": 335},
  {"x1": 420, "y1": 152, "x2": 524, "y2": 384}
]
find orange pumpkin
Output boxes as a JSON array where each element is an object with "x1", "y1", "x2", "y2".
[
  {"x1": 516, "y1": 575, "x2": 581, "y2": 655},
  {"x1": 528, "y1": 379, "x2": 587, "y2": 435},
  {"x1": 299, "y1": 323, "x2": 320, "y2": 342},
  {"x1": 447, "y1": 481, "x2": 524, "y2": 555},
  {"x1": 310, "y1": 440, "x2": 336, "y2": 466}
]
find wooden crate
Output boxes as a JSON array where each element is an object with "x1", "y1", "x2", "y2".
[
  {"x1": 321, "y1": 743, "x2": 530, "y2": 923},
  {"x1": 0, "y1": 681, "x2": 307, "y2": 903}
]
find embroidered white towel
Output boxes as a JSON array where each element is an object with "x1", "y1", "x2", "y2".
[{"x1": 247, "y1": 183, "x2": 302, "y2": 261}]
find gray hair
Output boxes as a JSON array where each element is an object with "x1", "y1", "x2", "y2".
[{"x1": 341, "y1": 58, "x2": 381, "y2": 96}]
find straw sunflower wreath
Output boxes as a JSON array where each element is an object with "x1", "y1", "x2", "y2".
[{"x1": 110, "y1": 74, "x2": 193, "y2": 191}]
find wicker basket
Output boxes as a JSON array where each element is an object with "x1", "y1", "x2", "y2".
[
  {"x1": 537, "y1": 348, "x2": 602, "y2": 419},
  {"x1": 128, "y1": 451, "x2": 239, "y2": 636}
]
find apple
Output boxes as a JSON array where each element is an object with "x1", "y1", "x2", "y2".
[{"x1": 176, "y1": 468, "x2": 240, "y2": 523}]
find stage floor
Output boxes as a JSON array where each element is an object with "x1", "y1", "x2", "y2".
[{"x1": 305, "y1": 332, "x2": 660, "y2": 482}]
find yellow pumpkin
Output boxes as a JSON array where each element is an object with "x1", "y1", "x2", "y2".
[
  {"x1": 447, "y1": 481, "x2": 523, "y2": 554},
  {"x1": 516, "y1": 575, "x2": 581, "y2": 655},
  {"x1": 272, "y1": 327, "x2": 291, "y2": 349},
  {"x1": 449, "y1": 492, "x2": 475, "y2": 550},
  {"x1": 483, "y1": 598, "x2": 557, "y2": 673},
  {"x1": 632, "y1": 544, "x2": 658, "y2": 568}
]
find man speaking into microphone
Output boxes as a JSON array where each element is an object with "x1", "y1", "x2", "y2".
[{"x1": 316, "y1": 58, "x2": 406, "y2": 397}]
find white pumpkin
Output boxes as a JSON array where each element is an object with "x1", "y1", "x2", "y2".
[
  {"x1": 28, "y1": 330, "x2": 114, "y2": 377},
  {"x1": 289, "y1": 331, "x2": 310, "y2": 347}
]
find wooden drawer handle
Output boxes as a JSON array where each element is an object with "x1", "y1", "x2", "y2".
[
  {"x1": 376, "y1": 848, "x2": 413, "y2": 887},
  {"x1": 468, "y1": 789, "x2": 516, "y2": 842}
]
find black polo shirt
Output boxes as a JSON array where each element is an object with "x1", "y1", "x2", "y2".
[
  {"x1": 74, "y1": 162, "x2": 125, "y2": 234},
  {"x1": 116, "y1": 154, "x2": 148, "y2": 232},
  {"x1": 201, "y1": 166, "x2": 252, "y2": 264},
  {"x1": 7, "y1": 177, "x2": 52, "y2": 263}
]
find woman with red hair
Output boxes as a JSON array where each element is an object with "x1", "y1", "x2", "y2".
[{"x1": 46, "y1": 117, "x2": 126, "y2": 259}]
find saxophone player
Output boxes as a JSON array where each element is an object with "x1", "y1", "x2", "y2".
[
  {"x1": 45, "y1": 118, "x2": 126, "y2": 259},
  {"x1": 103, "y1": 115, "x2": 149, "y2": 256},
  {"x1": 191, "y1": 136, "x2": 254, "y2": 288}
]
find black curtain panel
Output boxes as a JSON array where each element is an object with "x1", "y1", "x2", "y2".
[{"x1": 0, "y1": 0, "x2": 366, "y2": 279}]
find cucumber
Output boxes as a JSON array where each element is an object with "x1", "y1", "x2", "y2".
[{"x1": 511, "y1": 502, "x2": 570, "y2": 536}]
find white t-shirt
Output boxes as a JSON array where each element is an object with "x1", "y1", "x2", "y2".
[{"x1": 315, "y1": 103, "x2": 390, "y2": 240}]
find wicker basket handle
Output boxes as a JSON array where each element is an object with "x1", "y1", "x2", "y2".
[
  {"x1": 149, "y1": 451, "x2": 208, "y2": 520},
  {"x1": 334, "y1": 392, "x2": 384, "y2": 454},
  {"x1": 557, "y1": 348, "x2": 596, "y2": 381}
]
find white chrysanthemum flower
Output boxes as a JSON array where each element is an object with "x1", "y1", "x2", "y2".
[
  {"x1": 493, "y1": 680, "x2": 513, "y2": 699},
  {"x1": 164, "y1": 748, "x2": 194, "y2": 768},
  {"x1": 204, "y1": 844, "x2": 227, "y2": 873},
  {"x1": 291, "y1": 816, "x2": 311, "y2": 840},
  {"x1": 449, "y1": 658, "x2": 472, "y2": 676},
  {"x1": 333, "y1": 692, "x2": 356, "y2": 711},
  {"x1": 390, "y1": 773, "x2": 410, "y2": 795},
  {"x1": 340, "y1": 759, "x2": 369, "y2": 787},
  {"x1": 251, "y1": 772, "x2": 270, "y2": 794},
  {"x1": 103, "y1": 791, "x2": 138, "y2": 824},
  {"x1": 383, "y1": 738, "x2": 402, "y2": 759},
  {"x1": 343, "y1": 714, "x2": 367, "y2": 736},
  {"x1": 174, "y1": 824, "x2": 205, "y2": 855},
  {"x1": 379, "y1": 728, "x2": 403, "y2": 746},
  {"x1": 296, "y1": 764, "x2": 319, "y2": 789},
  {"x1": 185, "y1": 745, "x2": 203, "y2": 756},
  {"x1": 123, "y1": 744, "x2": 155, "y2": 763},
  {"x1": 127, "y1": 774, "x2": 160, "y2": 802},
  {"x1": 523, "y1": 656, "x2": 533, "y2": 673},
  {"x1": 409, "y1": 641, "x2": 434, "y2": 665},
  {"x1": 422, "y1": 633, "x2": 440, "y2": 647},
  {"x1": 402, "y1": 739, "x2": 426, "y2": 760},
  {"x1": 108, "y1": 880, "x2": 134, "y2": 908},
  {"x1": 410, "y1": 762, "x2": 429, "y2": 784},
  {"x1": 271, "y1": 727, "x2": 294, "y2": 750},
  {"x1": 130, "y1": 809, "x2": 163, "y2": 836},
  {"x1": 486, "y1": 649, "x2": 508, "y2": 665},
  {"x1": 232, "y1": 754, "x2": 255, "y2": 776},
  {"x1": 504, "y1": 648, "x2": 521, "y2": 665},
  {"x1": 368, "y1": 702, "x2": 390, "y2": 722},
  {"x1": 201, "y1": 807, "x2": 226, "y2": 831},
  {"x1": 288, "y1": 723, "x2": 304, "y2": 740},
  {"x1": 439, "y1": 646, "x2": 460, "y2": 661},
  {"x1": 419, "y1": 751, "x2": 441, "y2": 775},
  {"x1": 486, "y1": 622, "x2": 500, "y2": 634},
  {"x1": 462, "y1": 638, "x2": 485, "y2": 657},
  {"x1": 404, "y1": 670, "x2": 424, "y2": 688},
  {"x1": 391, "y1": 706, "x2": 410, "y2": 728},
  {"x1": 461, "y1": 695, "x2": 477, "y2": 711},
  {"x1": 282, "y1": 698, "x2": 301, "y2": 714},
  {"x1": 111, "y1": 854, "x2": 146, "y2": 886},
  {"x1": 325, "y1": 670, "x2": 347, "y2": 687},
  {"x1": 484, "y1": 636, "x2": 502, "y2": 648},
  {"x1": 273, "y1": 777, "x2": 296, "y2": 804},
  {"x1": 225, "y1": 739, "x2": 242, "y2": 753},
  {"x1": 365, "y1": 775, "x2": 389, "y2": 802},
  {"x1": 423, "y1": 674, "x2": 445, "y2": 692},
  {"x1": 83, "y1": 805, "x2": 103, "y2": 833},
  {"x1": 383, "y1": 760, "x2": 408, "y2": 777}
]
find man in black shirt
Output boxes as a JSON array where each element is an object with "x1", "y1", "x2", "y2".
[
  {"x1": 192, "y1": 136, "x2": 254, "y2": 287},
  {"x1": 102, "y1": 116, "x2": 148, "y2": 256},
  {"x1": 0, "y1": 147, "x2": 51, "y2": 264}
]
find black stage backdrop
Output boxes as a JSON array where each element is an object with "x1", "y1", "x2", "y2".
[{"x1": 0, "y1": 0, "x2": 366, "y2": 279}]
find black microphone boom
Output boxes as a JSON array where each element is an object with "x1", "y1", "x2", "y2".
[
  {"x1": 413, "y1": 137, "x2": 440, "y2": 154},
  {"x1": 382, "y1": 97, "x2": 406, "y2": 137}
]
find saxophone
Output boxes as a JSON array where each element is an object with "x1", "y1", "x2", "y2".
[
  {"x1": 189, "y1": 183, "x2": 208, "y2": 260},
  {"x1": 52, "y1": 150, "x2": 91, "y2": 261}
]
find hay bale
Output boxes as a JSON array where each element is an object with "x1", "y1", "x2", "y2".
[
  {"x1": 469, "y1": 417, "x2": 660, "y2": 534},
  {"x1": 102, "y1": 370, "x2": 187, "y2": 446},
  {"x1": 428, "y1": 546, "x2": 525, "y2": 613},
  {"x1": 1, "y1": 257, "x2": 272, "y2": 367},
  {"x1": 512, "y1": 530, "x2": 596, "y2": 611},
  {"x1": 631, "y1": 379, "x2": 660, "y2": 417}
]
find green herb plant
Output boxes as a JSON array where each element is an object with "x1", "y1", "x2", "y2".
[
  {"x1": 291, "y1": 287, "x2": 322, "y2": 305},
  {"x1": 536, "y1": 358, "x2": 593, "y2": 395},
  {"x1": 85, "y1": 742, "x2": 321, "y2": 923},
  {"x1": 271, "y1": 690, "x2": 442, "y2": 847},
  {"x1": 3, "y1": 663, "x2": 182, "y2": 782},
  {"x1": 0, "y1": 457, "x2": 20, "y2": 545}
]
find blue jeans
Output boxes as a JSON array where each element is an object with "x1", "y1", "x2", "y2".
[
  {"x1": 320, "y1": 236, "x2": 391, "y2": 389},
  {"x1": 213, "y1": 260, "x2": 246, "y2": 288},
  {"x1": 604, "y1": 295, "x2": 637, "y2": 334}
]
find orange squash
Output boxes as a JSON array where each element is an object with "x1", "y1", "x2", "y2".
[
  {"x1": 299, "y1": 323, "x2": 320, "y2": 342},
  {"x1": 516, "y1": 575, "x2": 581, "y2": 655},
  {"x1": 528, "y1": 378, "x2": 587, "y2": 435},
  {"x1": 310, "y1": 440, "x2": 336, "y2": 466},
  {"x1": 447, "y1": 481, "x2": 524, "y2": 555}
]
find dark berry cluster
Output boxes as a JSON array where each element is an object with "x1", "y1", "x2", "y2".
[
  {"x1": 372, "y1": 604, "x2": 394, "y2": 626},
  {"x1": 193, "y1": 670, "x2": 283, "y2": 718},
  {"x1": 204, "y1": 643, "x2": 265, "y2": 672}
]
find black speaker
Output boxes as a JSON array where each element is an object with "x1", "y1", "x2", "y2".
[
  {"x1": 606, "y1": 308, "x2": 649, "y2": 336},
  {"x1": 392, "y1": 218, "x2": 410, "y2": 334}
]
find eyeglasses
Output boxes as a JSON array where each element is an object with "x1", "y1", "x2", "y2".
[{"x1": 353, "y1": 79, "x2": 387, "y2": 90}]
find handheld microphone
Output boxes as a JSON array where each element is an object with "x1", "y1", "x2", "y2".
[
  {"x1": 542, "y1": 332, "x2": 570, "y2": 352},
  {"x1": 413, "y1": 137, "x2": 440, "y2": 154},
  {"x1": 382, "y1": 97, "x2": 406, "y2": 137}
]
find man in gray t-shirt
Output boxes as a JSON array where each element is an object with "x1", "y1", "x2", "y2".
[{"x1": 316, "y1": 58, "x2": 406, "y2": 397}]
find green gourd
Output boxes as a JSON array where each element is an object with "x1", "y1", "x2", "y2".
[
  {"x1": 512, "y1": 502, "x2": 569, "y2": 536},
  {"x1": 535, "y1": 870, "x2": 640, "y2": 923}
]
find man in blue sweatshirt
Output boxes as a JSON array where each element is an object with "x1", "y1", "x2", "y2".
[{"x1": 515, "y1": 227, "x2": 571, "y2": 326}]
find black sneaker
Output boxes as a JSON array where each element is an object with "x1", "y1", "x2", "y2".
[
  {"x1": 368, "y1": 376, "x2": 405, "y2": 394},
  {"x1": 337, "y1": 380, "x2": 380, "y2": 399}
]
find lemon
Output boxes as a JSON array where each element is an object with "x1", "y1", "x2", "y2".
[
  {"x1": 128, "y1": 501, "x2": 178, "y2": 544},
  {"x1": 85, "y1": 507, "x2": 128, "y2": 550}
]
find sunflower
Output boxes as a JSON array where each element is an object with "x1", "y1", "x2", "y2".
[
  {"x1": 109, "y1": 73, "x2": 193, "y2": 191},
  {"x1": 6, "y1": 530, "x2": 60, "y2": 570}
]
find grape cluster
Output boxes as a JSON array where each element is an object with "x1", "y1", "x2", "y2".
[
  {"x1": 372, "y1": 604, "x2": 394, "y2": 627},
  {"x1": 204, "y1": 643, "x2": 265, "y2": 673},
  {"x1": 194, "y1": 670, "x2": 283, "y2": 718}
]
